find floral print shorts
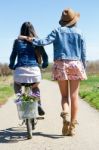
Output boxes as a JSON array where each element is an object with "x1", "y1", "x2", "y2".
[{"x1": 52, "y1": 60, "x2": 87, "y2": 80}]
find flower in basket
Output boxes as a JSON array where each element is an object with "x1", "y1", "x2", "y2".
[
  {"x1": 15, "y1": 93, "x2": 22, "y2": 104},
  {"x1": 16, "y1": 91, "x2": 40, "y2": 104}
]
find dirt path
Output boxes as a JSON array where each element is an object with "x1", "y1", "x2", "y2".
[{"x1": 0, "y1": 80, "x2": 99, "y2": 150}]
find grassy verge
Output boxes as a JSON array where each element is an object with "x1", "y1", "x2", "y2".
[
  {"x1": 79, "y1": 75, "x2": 99, "y2": 109},
  {"x1": 0, "y1": 76, "x2": 14, "y2": 106}
]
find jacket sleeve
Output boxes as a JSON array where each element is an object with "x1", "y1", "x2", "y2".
[
  {"x1": 81, "y1": 34, "x2": 86, "y2": 68},
  {"x1": 40, "y1": 46, "x2": 49, "y2": 68},
  {"x1": 32, "y1": 29, "x2": 56, "y2": 46},
  {"x1": 9, "y1": 40, "x2": 17, "y2": 70}
]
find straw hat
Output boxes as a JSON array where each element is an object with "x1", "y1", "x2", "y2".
[{"x1": 59, "y1": 8, "x2": 80, "y2": 26}]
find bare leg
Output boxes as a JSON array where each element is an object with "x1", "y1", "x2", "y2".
[
  {"x1": 70, "y1": 80, "x2": 80, "y2": 122},
  {"x1": 58, "y1": 80, "x2": 69, "y2": 113},
  {"x1": 58, "y1": 80, "x2": 70, "y2": 135}
]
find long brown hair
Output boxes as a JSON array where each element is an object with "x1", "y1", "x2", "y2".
[{"x1": 20, "y1": 22, "x2": 38, "y2": 37}]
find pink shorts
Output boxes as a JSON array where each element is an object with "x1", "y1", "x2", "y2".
[{"x1": 52, "y1": 60, "x2": 87, "y2": 80}]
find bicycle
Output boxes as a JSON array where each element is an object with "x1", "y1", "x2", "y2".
[{"x1": 15, "y1": 83, "x2": 44, "y2": 139}]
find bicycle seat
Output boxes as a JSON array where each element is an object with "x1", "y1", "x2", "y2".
[{"x1": 21, "y1": 83, "x2": 34, "y2": 87}]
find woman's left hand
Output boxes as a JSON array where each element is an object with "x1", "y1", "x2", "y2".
[{"x1": 18, "y1": 35, "x2": 33, "y2": 42}]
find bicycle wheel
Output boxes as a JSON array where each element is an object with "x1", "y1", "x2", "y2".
[
  {"x1": 31, "y1": 118, "x2": 38, "y2": 130},
  {"x1": 26, "y1": 119, "x2": 32, "y2": 139},
  {"x1": 31, "y1": 118, "x2": 35, "y2": 130}
]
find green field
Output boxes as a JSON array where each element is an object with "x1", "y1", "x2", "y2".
[
  {"x1": 79, "y1": 75, "x2": 99, "y2": 109},
  {"x1": 0, "y1": 76, "x2": 14, "y2": 106},
  {"x1": 42, "y1": 72, "x2": 52, "y2": 80}
]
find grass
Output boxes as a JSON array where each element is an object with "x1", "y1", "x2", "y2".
[
  {"x1": 0, "y1": 76, "x2": 14, "y2": 106},
  {"x1": 42, "y1": 71, "x2": 52, "y2": 80},
  {"x1": 79, "y1": 75, "x2": 99, "y2": 109}
]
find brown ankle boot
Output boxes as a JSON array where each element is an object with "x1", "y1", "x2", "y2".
[
  {"x1": 60, "y1": 112, "x2": 70, "y2": 136},
  {"x1": 68, "y1": 120, "x2": 78, "y2": 136}
]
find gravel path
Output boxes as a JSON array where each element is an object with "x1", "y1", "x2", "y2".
[{"x1": 0, "y1": 80, "x2": 99, "y2": 150}]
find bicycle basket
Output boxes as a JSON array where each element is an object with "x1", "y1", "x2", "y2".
[{"x1": 16, "y1": 101, "x2": 38, "y2": 120}]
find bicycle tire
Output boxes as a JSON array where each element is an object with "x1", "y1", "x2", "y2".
[
  {"x1": 31, "y1": 118, "x2": 35, "y2": 130},
  {"x1": 31, "y1": 118, "x2": 38, "y2": 130},
  {"x1": 26, "y1": 119, "x2": 32, "y2": 139}
]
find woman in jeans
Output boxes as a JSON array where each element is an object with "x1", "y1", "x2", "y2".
[
  {"x1": 9, "y1": 22, "x2": 48, "y2": 116},
  {"x1": 19, "y1": 8, "x2": 87, "y2": 136}
]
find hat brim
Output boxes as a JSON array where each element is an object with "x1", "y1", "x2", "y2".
[{"x1": 59, "y1": 13, "x2": 80, "y2": 26}]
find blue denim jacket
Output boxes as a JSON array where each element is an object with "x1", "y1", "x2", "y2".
[
  {"x1": 32, "y1": 26, "x2": 86, "y2": 67},
  {"x1": 9, "y1": 39, "x2": 48, "y2": 70}
]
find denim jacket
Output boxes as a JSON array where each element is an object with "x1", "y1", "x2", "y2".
[
  {"x1": 9, "y1": 39, "x2": 48, "y2": 70},
  {"x1": 32, "y1": 26, "x2": 86, "y2": 67}
]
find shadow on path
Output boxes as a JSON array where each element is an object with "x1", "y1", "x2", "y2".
[
  {"x1": 33, "y1": 132, "x2": 64, "y2": 139},
  {"x1": 0, "y1": 127, "x2": 27, "y2": 143},
  {"x1": 0, "y1": 127, "x2": 64, "y2": 143}
]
